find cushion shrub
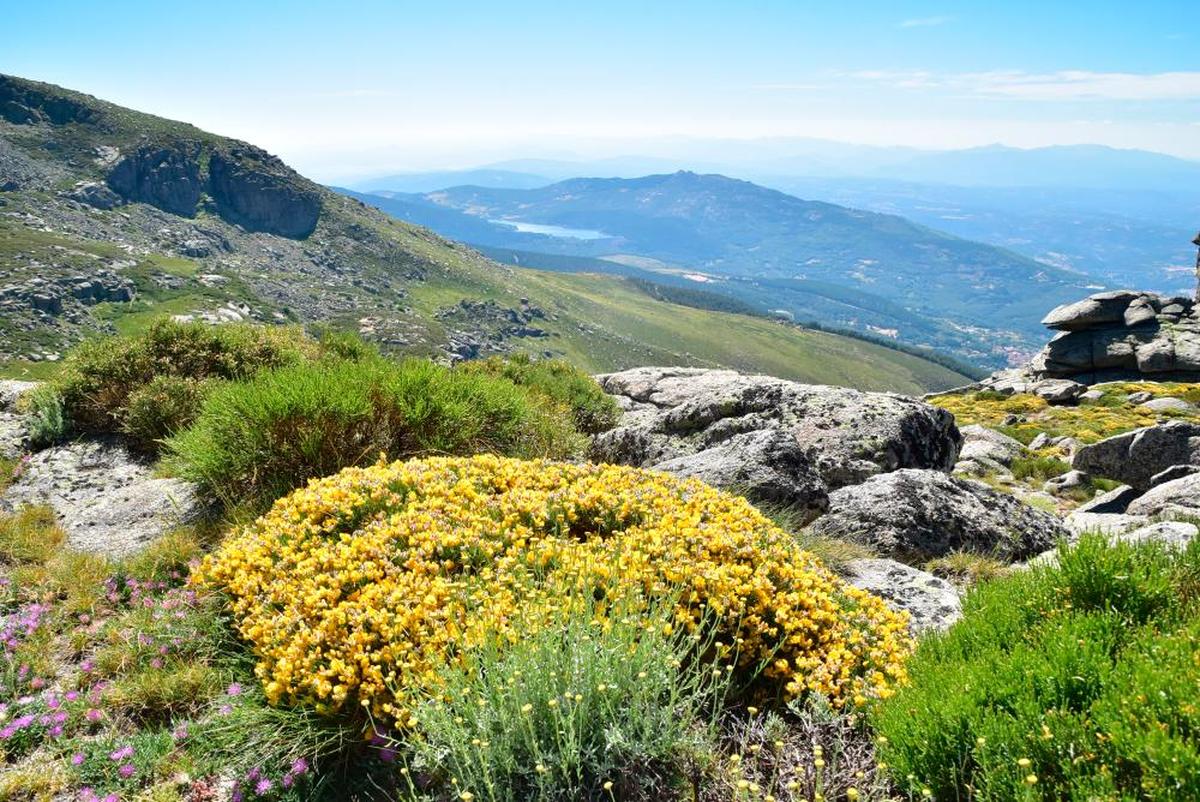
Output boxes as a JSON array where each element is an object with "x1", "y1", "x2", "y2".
[
  {"x1": 196, "y1": 455, "x2": 912, "y2": 731},
  {"x1": 43, "y1": 319, "x2": 322, "y2": 450},
  {"x1": 166, "y1": 359, "x2": 586, "y2": 508},
  {"x1": 459, "y1": 353, "x2": 620, "y2": 435},
  {"x1": 871, "y1": 535, "x2": 1200, "y2": 801}
]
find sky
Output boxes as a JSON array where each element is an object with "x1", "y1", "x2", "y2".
[{"x1": 4, "y1": 0, "x2": 1199, "y2": 181}]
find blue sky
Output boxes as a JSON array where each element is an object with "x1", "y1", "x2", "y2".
[{"x1": 4, "y1": 1, "x2": 1198, "y2": 179}]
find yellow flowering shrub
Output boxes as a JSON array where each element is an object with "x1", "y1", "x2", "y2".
[
  {"x1": 930, "y1": 383, "x2": 1200, "y2": 445},
  {"x1": 197, "y1": 455, "x2": 912, "y2": 726}
]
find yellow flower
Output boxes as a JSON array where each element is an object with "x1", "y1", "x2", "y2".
[{"x1": 196, "y1": 455, "x2": 913, "y2": 726}]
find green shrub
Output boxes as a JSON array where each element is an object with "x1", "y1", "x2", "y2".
[
  {"x1": 23, "y1": 383, "x2": 66, "y2": 448},
  {"x1": 872, "y1": 535, "x2": 1200, "y2": 801},
  {"x1": 120, "y1": 375, "x2": 212, "y2": 450},
  {"x1": 460, "y1": 353, "x2": 620, "y2": 435},
  {"x1": 1010, "y1": 454, "x2": 1070, "y2": 482},
  {"x1": 166, "y1": 357, "x2": 585, "y2": 508},
  {"x1": 49, "y1": 318, "x2": 320, "y2": 450},
  {"x1": 399, "y1": 591, "x2": 728, "y2": 802},
  {"x1": 313, "y1": 326, "x2": 379, "y2": 362}
]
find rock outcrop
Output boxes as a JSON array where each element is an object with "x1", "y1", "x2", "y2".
[
  {"x1": 809, "y1": 469, "x2": 1066, "y2": 562},
  {"x1": 105, "y1": 140, "x2": 322, "y2": 238},
  {"x1": 592, "y1": 368, "x2": 961, "y2": 512},
  {"x1": 1071, "y1": 421, "x2": 1200, "y2": 491},
  {"x1": 107, "y1": 141, "x2": 205, "y2": 217},
  {"x1": 0, "y1": 379, "x2": 36, "y2": 459},
  {"x1": 652, "y1": 429, "x2": 829, "y2": 521},
  {"x1": 957, "y1": 424, "x2": 1025, "y2": 466},
  {"x1": 208, "y1": 146, "x2": 321, "y2": 238},
  {"x1": 1114, "y1": 521, "x2": 1198, "y2": 550},
  {"x1": 1031, "y1": 290, "x2": 1200, "y2": 383},
  {"x1": 0, "y1": 76, "x2": 100, "y2": 125},
  {"x1": 0, "y1": 438, "x2": 207, "y2": 556},
  {"x1": 0, "y1": 271, "x2": 135, "y2": 319},
  {"x1": 842, "y1": 558, "x2": 962, "y2": 633},
  {"x1": 1125, "y1": 473, "x2": 1200, "y2": 518}
]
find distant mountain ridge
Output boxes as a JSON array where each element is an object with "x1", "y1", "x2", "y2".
[{"x1": 346, "y1": 171, "x2": 1101, "y2": 367}]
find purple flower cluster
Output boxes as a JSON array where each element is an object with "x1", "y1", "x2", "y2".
[
  {"x1": 0, "y1": 602, "x2": 49, "y2": 653},
  {"x1": 230, "y1": 757, "x2": 310, "y2": 800},
  {"x1": 0, "y1": 688, "x2": 90, "y2": 748}
]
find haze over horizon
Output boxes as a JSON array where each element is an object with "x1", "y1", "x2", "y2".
[{"x1": 5, "y1": 0, "x2": 1199, "y2": 182}]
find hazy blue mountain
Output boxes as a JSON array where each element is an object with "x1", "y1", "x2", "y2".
[
  {"x1": 349, "y1": 168, "x2": 553, "y2": 193},
  {"x1": 757, "y1": 176, "x2": 1199, "y2": 294},
  {"x1": 865, "y1": 144, "x2": 1200, "y2": 192},
  {"x1": 341, "y1": 172, "x2": 1102, "y2": 367}
]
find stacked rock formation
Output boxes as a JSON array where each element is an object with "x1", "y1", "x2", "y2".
[{"x1": 1030, "y1": 290, "x2": 1200, "y2": 383}]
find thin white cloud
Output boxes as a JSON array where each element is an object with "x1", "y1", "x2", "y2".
[
  {"x1": 899, "y1": 15, "x2": 952, "y2": 28},
  {"x1": 848, "y1": 69, "x2": 1200, "y2": 100}
]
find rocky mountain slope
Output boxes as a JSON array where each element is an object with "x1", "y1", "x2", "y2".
[{"x1": 0, "y1": 74, "x2": 968, "y2": 393}]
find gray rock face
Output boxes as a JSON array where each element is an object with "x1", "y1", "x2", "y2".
[
  {"x1": 0, "y1": 380, "x2": 36, "y2": 411},
  {"x1": 0, "y1": 271, "x2": 135, "y2": 318},
  {"x1": 0, "y1": 76, "x2": 99, "y2": 126},
  {"x1": 63, "y1": 180, "x2": 124, "y2": 210},
  {"x1": 808, "y1": 469, "x2": 1065, "y2": 562},
  {"x1": 1140, "y1": 397, "x2": 1193, "y2": 412},
  {"x1": 105, "y1": 141, "x2": 322, "y2": 239},
  {"x1": 1074, "y1": 484, "x2": 1139, "y2": 514},
  {"x1": 958, "y1": 424, "x2": 1025, "y2": 467},
  {"x1": 1126, "y1": 473, "x2": 1200, "y2": 518},
  {"x1": 1064, "y1": 511, "x2": 1148, "y2": 537},
  {"x1": 107, "y1": 141, "x2": 204, "y2": 216},
  {"x1": 843, "y1": 558, "x2": 962, "y2": 633},
  {"x1": 208, "y1": 146, "x2": 321, "y2": 239},
  {"x1": 1031, "y1": 379, "x2": 1087, "y2": 403},
  {"x1": 592, "y1": 368, "x2": 962, "y2": 502},
  {"x1": 0, "y1": 438, "x2": 207, "y2": 556},
  {"x1": 1032, "y1": 291, "x2": 1200, "y2": 383},
  {"x1": 1150, "y1": 464, "x2": 1200, "y2": 487},
  {"x1": 0, "y1": 380, "x2": 36, "y2": 459},
  {"x1": 1114, "y1": 521, "x2": 1198, "y2": 550},
  {"x1": 1041, "y1": 291, "x2": 1145, "y2": 331},
  {"x1": 1071, "y1": 421, "x2": 1200, "y2": 491},
  {"x1": 653, "y1": 429, "x2": 829, "y2": 523}
]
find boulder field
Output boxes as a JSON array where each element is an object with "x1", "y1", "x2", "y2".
[{"x1": 7, "y1": 354, "x2": 1200, "y2": 635}]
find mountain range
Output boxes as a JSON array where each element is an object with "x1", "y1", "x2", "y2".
[
  {"x1": 0, "y1": 73, "x2": 971, "y2": 393},
  {"x1": 346, "y1": 143, "x2": 1200, "y2": 299},
  {"x1": 343, "y1": 172, "x2": 1104, "y2": 367}
]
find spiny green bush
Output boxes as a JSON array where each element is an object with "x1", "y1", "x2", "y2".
[
  {"x1": 872, "y1": 535, "x2": 1200, "y2": 801},
  {"x1": 40, "y1": 318, "x2": 324, "y2": 450},
  {"x1": 400, "y1": 591, "x2": 728, "y2": 802},
  {"x1": 23, "y1": 383, "x2": 66, "y2": 448},
  {"x1": 460, "y1": 353, "x2": 620, "y2": 435},
  {"x1": 166, "y1": 358, "x2": 586, "y2": 509}
]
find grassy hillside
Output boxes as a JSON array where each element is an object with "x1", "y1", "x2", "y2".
[
  {"x1": 0, "y1": 74, "x2": 968, "y2": 393},
  {"x1": 493, "y1": 270, "x2": 970, "y2": 392}
]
